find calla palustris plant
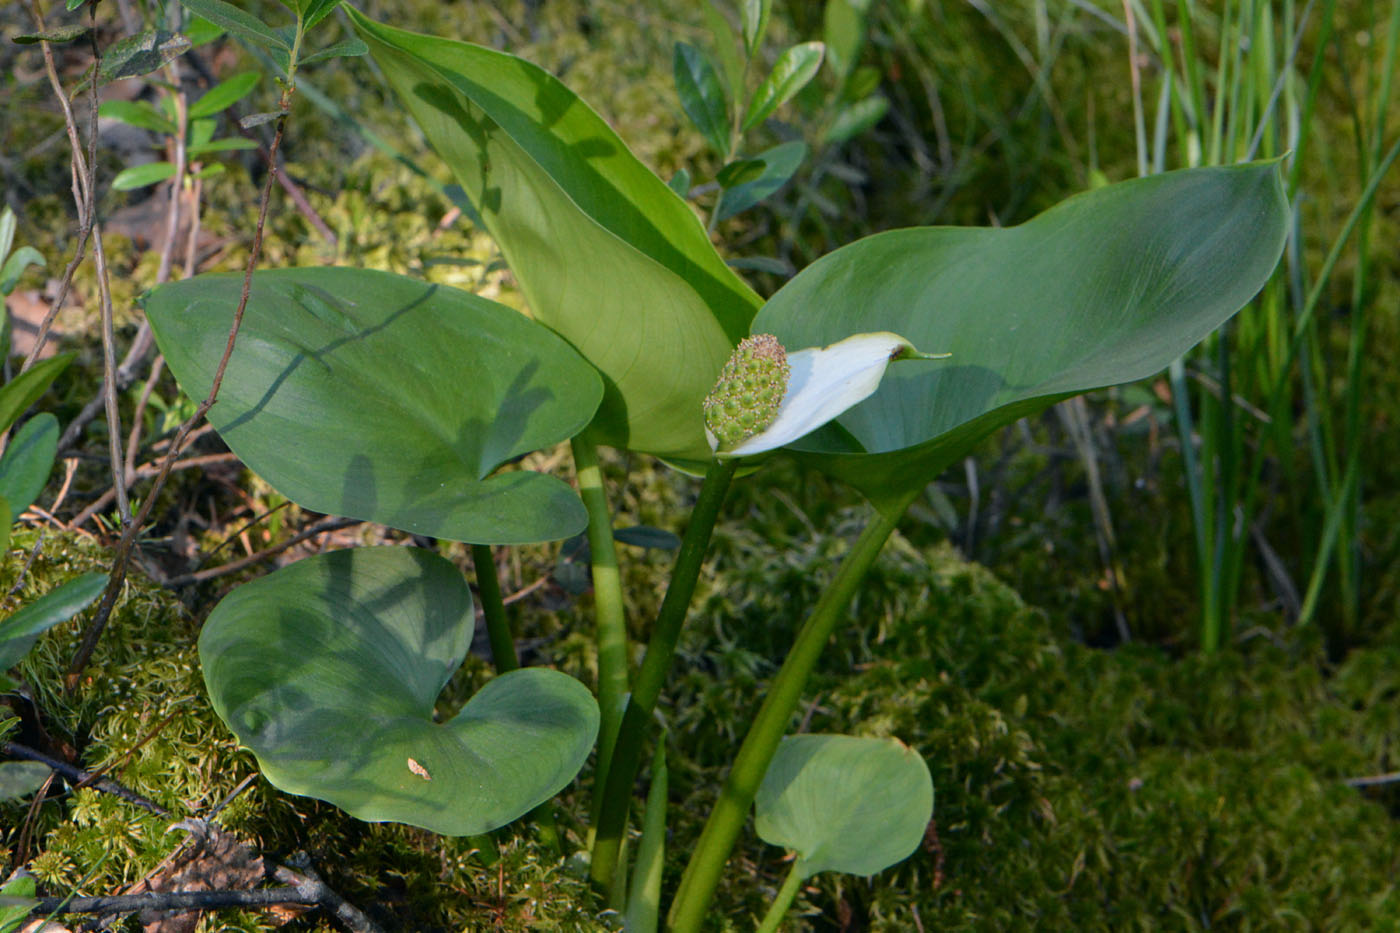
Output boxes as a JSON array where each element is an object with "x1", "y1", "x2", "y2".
[
  {"x1": 135, "y1": 6, "x2": 1293, "y2": 925},
  {"x1": 347, "y1": 8, "x2": 1286, "y2": 501},
  {"x1": 198, "y1": 547, "x2": 599, "y2": 834},
  {"x1": 144, "y1": 266, "x2": 602, "y2": 545}
]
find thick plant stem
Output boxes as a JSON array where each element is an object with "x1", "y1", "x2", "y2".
[
  {"x1": 471, "y1": 544, "x2": 516, "y2": 672},
  {"x1": 571, "y1": 434, "x2": 630, "y2": 797},
  {"x1": 755, "y1": 862, "x2": 803, "y2": 933},
  {"x1": 590, "y1": 458, "x2": 737, "y2": 891},
  {"x1": 666, "y1": 494, "x2": 914, "y2": 932}
]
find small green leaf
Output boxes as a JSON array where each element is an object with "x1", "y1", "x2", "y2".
[
  {"x1": 187, "y1": 70, "x2": 260, "y2": 119},
  {"x1": 0, "y1": 413, "x2": 58, "y2": 517},
  {"x1": 191, "y1": 163, "x2": 227, "y2": 180},
  {"x1": 743, "y1": 42, "x2": 824, "y2": 131},
  {"x1": 823, "y1": 94, "x2": 889, "y2": 145},
  {"x1": 0, "y1": 246, "x2": 45, "y2": 296},
  {"x1": 200, "y1": 547, "x2": 600, "y2": 835},
  {"x1": 716, "y1": 157, "x2": 765, "y2": 188},
  {"x1": 755, "y1": 734, "x2": 933, "y2": 878},
  {"x1": 0, "y1": 872, "x2": 38, "y2": 929},
  {"x1": 740, "y1": 0, "x2": 772, "y2": 55},
  {"x1": 823, "y1": 0, "x2": 866, "y2": 82},
  {"x1": 98, "y1": 99, "x2": 177, "y2": 134},
  {"x1": 99, "y1": 29, "x2": 191, "y2": 83},
  {"x1": 299, "y1": 36, "x2": 368, "y2": 65},
  {"x1": 0, "y1": 353, "x2": 72, "y2": 435},
  {"x1": 613, "y1": 525, "x2": 682, "y2": 550},
  {"x1": 12, "y1": 23, "x2": 91, "y2": 44},
  {"x1": 673, "y1": 42, "x2": 731, "y2": 159},
  {"x1": 714, "y1": 140, "x2": 806, "y2": 222},
  {"x1": 66, "y1": 0, "x2": 87, "y2": 10},
  {"x1": 187, "y1": 136, "x2": 259, "y2": 156},
  {"x1": 0, "y1": 571, "x2": 107, "y2": 669},
  {"x1": 0, "y1": 497, "x2": 10, "y2": 556},
  {"x1": 179, "y1": 0, "x2": 289, "y2": 51},
  {"x1": 701, "y1": 0, "x2": 743, "y2": 100},
  {"x1": 298, "y1": 0, "x2": 343, "y2": 30},
  {"x1": 111, "y1": 161, "x2": 177, "y2": 191},
  {"x1": 0, "y1": 761, "x2": 53, "y2": 801}
]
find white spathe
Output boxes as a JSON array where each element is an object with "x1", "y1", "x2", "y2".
[{"x1": 714, "y1": 332, "x2": 948, "y2": 459}]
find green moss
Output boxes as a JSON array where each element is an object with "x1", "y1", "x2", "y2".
[{"x1": 661, "y1": 532, "x2": 1400, "y2": 930}]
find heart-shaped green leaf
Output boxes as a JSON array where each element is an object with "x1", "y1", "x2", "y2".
[
  {"x1": 0, "y1": 412, "x2": 58, "y2": 518},
  {"x1": 199, "y1": 547, "x2": 599, "y2": 835},
  {"x1": 755, "y1": 734, "x2": 932, "y2": 879},
  {"x1": 145, "y1": 267, "x2": 601, "y2": 544},
  {"x1": 751, "y1": 162, "x2": 1289, "y2": 510},
  {"x1": 348, "y1": 9, "x2": 761, "y2": 462}
]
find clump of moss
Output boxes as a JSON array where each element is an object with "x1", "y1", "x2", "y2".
[
  {"x1": 2, "y1": 530, "x2": 605, "y2": 931},
  {"x1": 662, "y1": 525, "x2": 1400, "y2": 930}
]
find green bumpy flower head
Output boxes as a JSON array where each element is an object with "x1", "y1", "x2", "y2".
[{"x1": 703, "y1": 334, "x2": 791, "y2": 452}]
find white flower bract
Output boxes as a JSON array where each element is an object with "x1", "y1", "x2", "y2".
[{"x1": 713, "y1": 332, "x2": 948, "y2": 458}]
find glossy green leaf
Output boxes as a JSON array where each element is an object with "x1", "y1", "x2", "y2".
[
  {"x1": 0, "y1": 761, "x2": 53, "y2": 801},
  {"x1": 755, "y1": 734, "x2": 932, "y2": 878},
  {"x1": 0, "y1": 873, "x2": 38, "y2": 928},
  {"x1": 348, "y1": 9, "x2": 762, "y2": 462},
  {"x1": 714, "y1": 140, "x2": 806, "y2": 222},
  {"x1": 0, "y1": 353, "x2": 72, "y2": 435},
  {"x1": 187, "y1": 71, "x2": 260, "y2": 119},
  {"x1": 179, "y1": 0, "x2": 288, "y2": 51},
  {"x1": 111, "y1": 161, "x2": 177, "y2": 191},
  {"x1": 0, "y1": 413, "x2": 58, "y2": 517},
  {"x1": 0, "y1": 571, "x2": 107, "y2": 670},
  {"x1": 742, "y1": 42, "x2": 824, "y2": 132},
  {"x1": 145, "y1": 267, "x2": 600, "y2": 544},
  {"x1": 740, "y1": 0, "x2": 772, "y2": 55},
  {"x1": 823, "y1": 94, "x2": 888, "y2": 145},
  {"x1": 751, "y1": 163, "x2": 1289, "y2": 511},
  {"x1": 99, "y1": 99, "x2": 177, "y2": 134},
  {"x1": 673, "y1": 42, "x2": 731, "y2": 158},
  {"x1": 199, "y1": 547, "x2": 599, "y2": 835},
  {"x1": 0, "y1": 497, "x2": 9, "y2": 556}
]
